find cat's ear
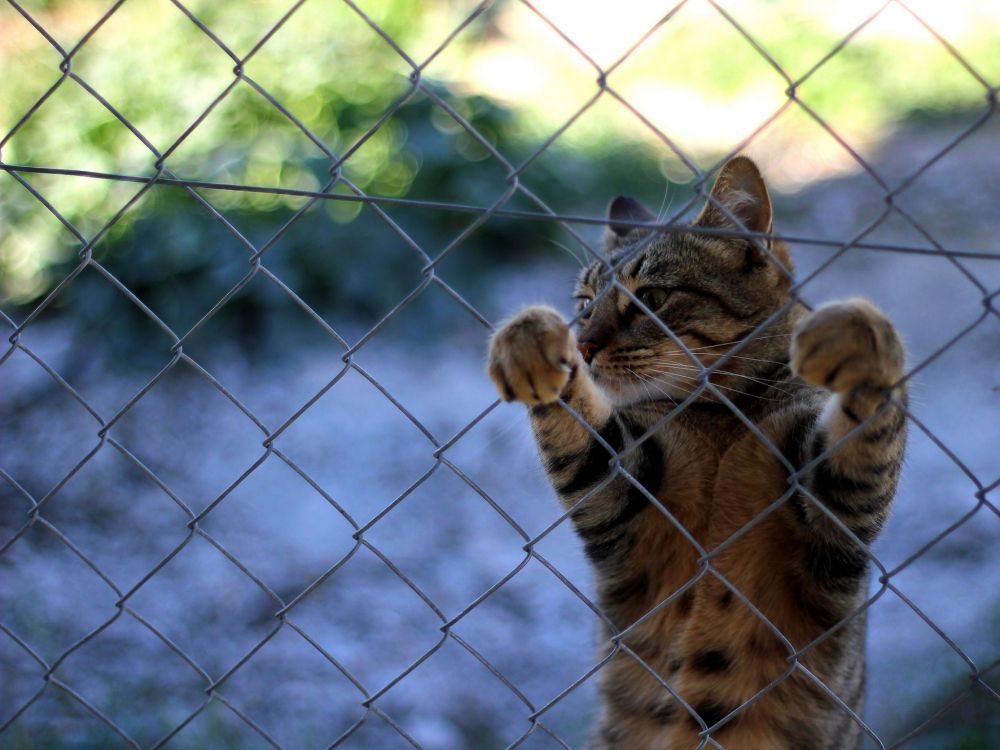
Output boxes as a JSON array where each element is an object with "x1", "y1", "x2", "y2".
[
  {"x1": 607, "y1": 195, "x2": 656, "y2": 237},
  {"x1": 694, "y1": 156, "x2": 772, "y2": 239}
]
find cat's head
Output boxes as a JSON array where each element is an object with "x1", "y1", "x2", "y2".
[{"x1": 574, "y1": 156, "x2": 796, "y2": 404}]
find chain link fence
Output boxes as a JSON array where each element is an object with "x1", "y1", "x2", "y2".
[{"x1": 2, "y1": 1, "x2": 999, "y2": 748}]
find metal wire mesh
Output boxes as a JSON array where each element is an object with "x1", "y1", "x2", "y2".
[{"x1": 1, "y1": 1, "x2": 998, "y2": 748}]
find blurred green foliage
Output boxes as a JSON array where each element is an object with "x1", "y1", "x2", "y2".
[
  {"x1": 10, "y1": 90, "x2": 679, "y2": 366},
  {"x1": 2, "y1": 0, "x2": 998, "y2": 358},
  {"x1": 1, "y1": 0, "x2": 667, "y2": 356}
]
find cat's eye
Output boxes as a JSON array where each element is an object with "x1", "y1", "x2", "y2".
[
  {"x1": 574, "y1": 294, "x2": 594, "y2": 319},
  {"x1": 637, "y1": 287, "x2": 670, "y2": 311}
]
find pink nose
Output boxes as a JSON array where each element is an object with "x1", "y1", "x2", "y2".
[{"x1": 578, "y1": 341, "x2": 599, "y2": 364}]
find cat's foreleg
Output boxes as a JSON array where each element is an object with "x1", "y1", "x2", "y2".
[
  {"x1": 488, "y1": 304, "x2": 614, "y2": 469},
  {"x1": 788, "y1": 299, "x2": 908, "y2": 579},
  {"x1": 488, "y1": 306, "x2": 658, "y2": 565}
]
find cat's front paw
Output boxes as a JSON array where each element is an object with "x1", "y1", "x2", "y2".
[
  {"x1": 791, "y1": 298, "x2": 904, "y2": 394},
  {"x1": 488, "y1": 306, "x2": 576, "y2": 405}
]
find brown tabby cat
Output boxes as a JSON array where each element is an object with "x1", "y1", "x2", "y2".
[{"x1": 486, "y1": 156, "x2": 907, "y2": 749}]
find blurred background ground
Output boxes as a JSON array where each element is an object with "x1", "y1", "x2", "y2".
[{"x1": 2, "y1": 1, "x2": 999, "y2": 748}]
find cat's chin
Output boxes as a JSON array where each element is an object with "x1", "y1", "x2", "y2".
[{"x1": 593, "y1": 369, "x2": 691, "y2": 406}]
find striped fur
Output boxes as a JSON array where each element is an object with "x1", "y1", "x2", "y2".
[{"x1": 487, "y1": 157, "x2": 907, "y2": 749}]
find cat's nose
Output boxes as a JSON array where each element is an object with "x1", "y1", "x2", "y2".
[{"x1": 578, "y1": 340, "x2": 601, "y2": 364}]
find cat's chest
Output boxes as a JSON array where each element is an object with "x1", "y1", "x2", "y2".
[{"x1": 654, "y1": 412, "x2": 781, "y2": 541}]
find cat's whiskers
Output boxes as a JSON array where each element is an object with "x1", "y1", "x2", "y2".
[
  {"x1": 628, "y1": 367, "x2": 678, "y2": 405},
  {"x1": 625, "y1": 367, "x2": 653, "y2": 399},
  {"x1": 656, "y1": 183, "x2": 675, "y2": 224},
  {"x1": 626, "y1": 366, "x2": 657, "y2": 404},
  {"x1": 633, "y1": 363, "x2": 714, "y2": 398},
  {"x1": 650, "y1": 360, "x2": 786, "y2": 379},
  {"x1": 546, "y1": 238, "x2": 587, "y2": 269},
  {"x1": 648, "y1": 367, "x2": 780, "y2": 401},
  {"x1": 661, "y1": 351, "x2": 790, "y2": 367},
  {"x1": 678, "y1": 333, "x2": 793, "y2": 353},
  {"x1": 646, "y1": 362, "x2": 793, "y2": 394},
  {"x1": 479, "y1": 411, "x2": 530, "y2": 449}
]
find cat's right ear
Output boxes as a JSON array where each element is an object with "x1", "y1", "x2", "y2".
[
  {"x1": 607, "y1": 195, "x2": 655, "y2": 239},
  {"x1": 693, "y1": 156, "x2": 772, "y2": 238}
]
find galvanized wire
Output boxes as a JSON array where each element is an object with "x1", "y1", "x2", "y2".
[{"x1": 1, "y1": 0, "x2": 998, "y2": 748}]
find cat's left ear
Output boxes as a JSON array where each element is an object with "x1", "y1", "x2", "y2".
[
  {"x1": 694, "y1": 156, "x2": 773, "y2": 257},
  {"x1": 607, "y1": 195, "x2": 656, "y2": 238}
]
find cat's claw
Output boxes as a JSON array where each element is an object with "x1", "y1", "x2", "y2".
[{"x1": 487, "y1": 306, "x2": 577, "y2": 405}]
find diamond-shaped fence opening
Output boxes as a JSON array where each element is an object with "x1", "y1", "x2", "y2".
[{"x1": 2, "y1": 1, "x2": 999, "y2": 748}]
